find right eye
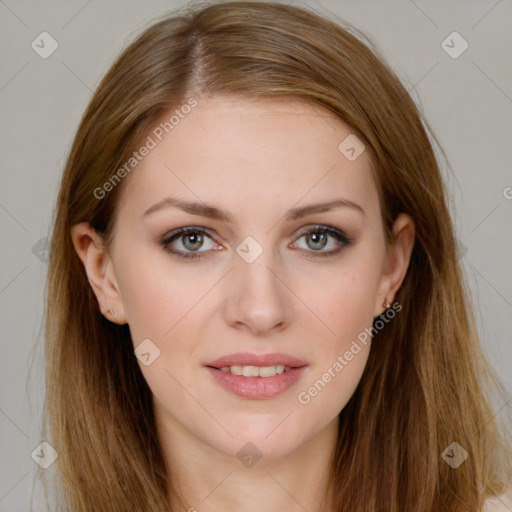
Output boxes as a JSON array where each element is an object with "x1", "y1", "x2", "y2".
[{"x1": 160, "y1": 226, "x2": 221, "y2": 260}]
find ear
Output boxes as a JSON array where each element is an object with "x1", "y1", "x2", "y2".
[
  {"x1": 373, "y1": 213, "x2": 415, "y2": 318},
  {"x1": 70, "y1": 222, "x2": 127, "y2": 325}
]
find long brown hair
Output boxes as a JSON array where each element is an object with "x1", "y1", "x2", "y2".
[{"x1": 41, "y1": 1, "x2": 512, "y2": 510}]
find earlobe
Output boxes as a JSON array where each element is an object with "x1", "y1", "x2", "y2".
[{"x1": 70, "y1": 222, "x2": 127, "y2": 324}]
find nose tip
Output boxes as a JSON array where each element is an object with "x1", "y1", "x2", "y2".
[{"x1": 222, "y1": 256, "x2": 292, "y2": 336}]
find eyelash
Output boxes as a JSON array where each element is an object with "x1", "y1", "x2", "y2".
[{"x1": 159, "y1": 225, "x2": 355, "y2": 261}]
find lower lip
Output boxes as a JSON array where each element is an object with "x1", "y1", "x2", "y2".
[{"x1": 205, "y1": 366, "x2": 307, "y2": 399}]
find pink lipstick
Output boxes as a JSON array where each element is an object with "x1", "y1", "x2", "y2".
[{"x1": 205, "y1": 352, "x2": 308, "y2": 399}]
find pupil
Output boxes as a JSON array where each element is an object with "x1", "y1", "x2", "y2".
[
  {"x1": 308, "y1": 232, "x2": 327, "y2": 250},
  {"x1": 184, "y1": 233, "x2": 202, "y2": 251}
]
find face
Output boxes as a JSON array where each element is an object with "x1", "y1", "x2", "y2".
[{"x1": 74, "y1": 96, "x2": 414, "y2": 462}]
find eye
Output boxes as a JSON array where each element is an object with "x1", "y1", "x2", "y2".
[
  {"x1": 160, "y1": 226, "x2": 220, "y2": 260},
  {"x1": 160, "y1": 224, "x2": 354, "y2": 261},
  {"x1": 291, "y1": 224, "x2": 354, "y2": 257}
]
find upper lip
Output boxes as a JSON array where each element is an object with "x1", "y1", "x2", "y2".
[{"x1": 206, "y1": 352, "x2": 308, "y2": 368}]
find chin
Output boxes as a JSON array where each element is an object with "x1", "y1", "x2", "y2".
[{"x1": 220, "y1": 418, "x2": 308, "y2": 461}]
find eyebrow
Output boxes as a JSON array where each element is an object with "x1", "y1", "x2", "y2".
[{"x1": 142, "y1": 196, "x2": 365, "y2": 222}]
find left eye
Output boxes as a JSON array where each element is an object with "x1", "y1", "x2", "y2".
[{"x1": 291, "y1": 225, "x2": 353, "y2": 256}]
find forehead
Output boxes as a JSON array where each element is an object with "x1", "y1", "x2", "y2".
[{"x1": 116, "y1": 96, "x2": 378, "y2": 223}]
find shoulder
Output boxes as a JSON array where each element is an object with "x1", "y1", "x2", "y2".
[{"x1": 483, "y1": 487, "x2": 512, "y2": 512}]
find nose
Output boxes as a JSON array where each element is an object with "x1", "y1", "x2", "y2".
[{"x1": 221, "y1": 247, "x2": 293, "y2": 336}]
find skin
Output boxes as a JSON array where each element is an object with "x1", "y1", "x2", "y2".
[{"x1": 71, "y1": 96, "x2": 415, "y2": 511}]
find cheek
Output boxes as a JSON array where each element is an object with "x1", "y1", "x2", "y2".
[
  {"x1": 304, "y1": 264, "x2": 380, "y2": 349},
  {"x1": 298, "y1": 343, "x2": 370, "y2": 423},
  {"x1": 293, "y1": 262, "x2": 378, "y2": 411},
  {"x1": 117, "y1": 251, "x2": 209, "y2": 343},
  {"x1": 296, "y1": 276, "x2": 374, "y2": 418}
]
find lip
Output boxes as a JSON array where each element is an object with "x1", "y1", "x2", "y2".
[
  {"x1": 206, "y1": 366, "x2": 307, "y2": 399},
  {"x1": 204, "y1": 352, "x2": 308, "y2": 400},
  {"x1": 206, "y1": 352, "x2": 308, "y2": 368}
]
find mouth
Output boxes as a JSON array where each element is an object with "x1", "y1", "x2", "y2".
[{"x1": 205, "y1": 352, "x2": 308, "y2": 399}]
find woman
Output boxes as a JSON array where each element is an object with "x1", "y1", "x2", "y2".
[{"x1": 41, "y1": 1, "x2": 512, "y2": 510}]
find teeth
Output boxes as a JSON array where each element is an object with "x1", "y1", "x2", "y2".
[
  {"x1": 243, "y1": 366, "x2": 260, "y2": 377},
  {"x1": 219, "y1": 364, "x2": 292, "y2": 377},
  {"x1": 229, "y1": 365, "x2": 243, "y2": 375}
]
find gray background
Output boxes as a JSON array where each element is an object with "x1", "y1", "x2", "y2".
[{"x1": 0, "y1": 0, "x2": 511, "y2": 510}]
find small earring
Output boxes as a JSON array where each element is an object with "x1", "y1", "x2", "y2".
[
  {"x1": 104, "y1": 308, "x2": 114, "y2": 316},
  {"x1": 382, "y1": 299, "x2": 391, "y2": 309}
]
